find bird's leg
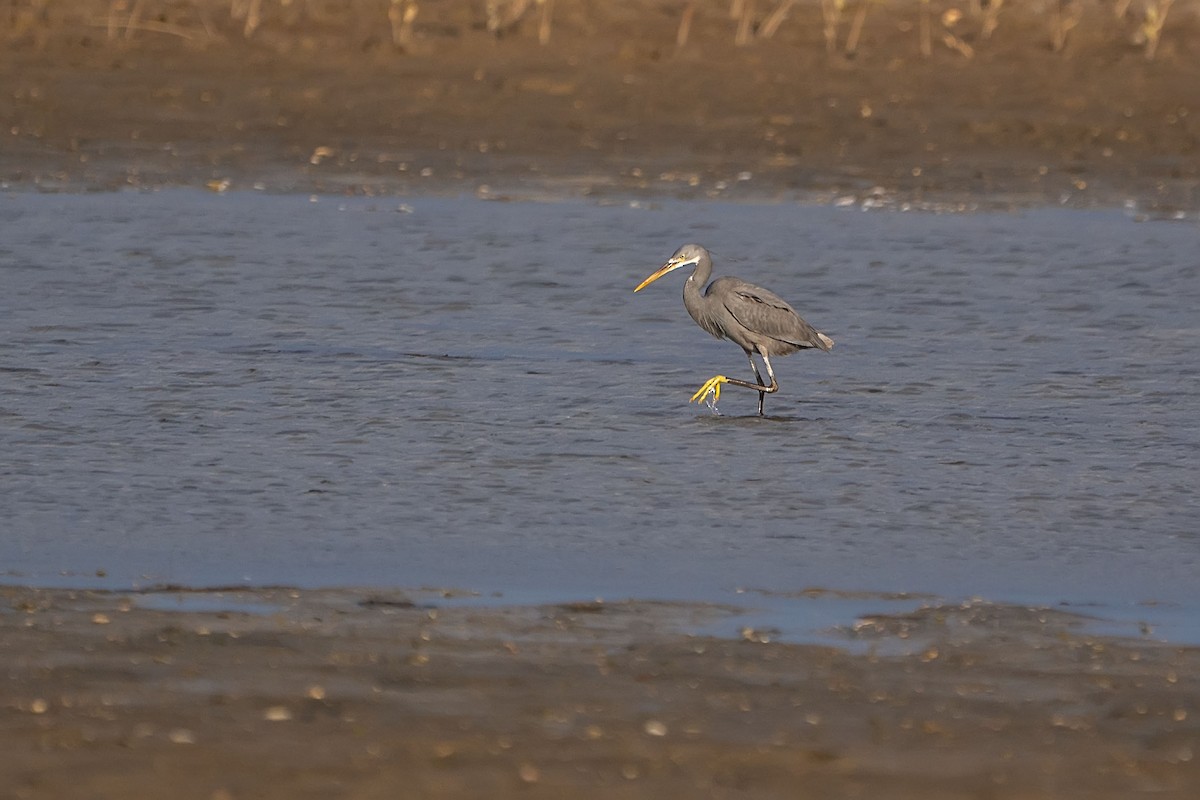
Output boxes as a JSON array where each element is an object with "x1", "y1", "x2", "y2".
[
  {"x1": 747, "y1": 351, "x2": 766, "y2": 416},
  {"x1": 758, "y1": 351, "x2": 780, "y2": 415},
  {"x1": 689, "y1": 352, "x2": 778, "y2": 412},
  {"x1": 690, "y1": 376, "x2": 729, "y2": 405}
]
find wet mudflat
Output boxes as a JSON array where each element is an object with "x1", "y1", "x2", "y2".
[{"x1": 3, "y1": 585, "x2": 1199, "y2": 799}]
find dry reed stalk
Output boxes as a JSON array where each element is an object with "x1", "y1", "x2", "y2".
[
  {"x1": 245, "y1": 0, "x2": 262, "y2": 38},
  {"x1": 919, "y1": 0, "x2": 932, "y2": 56},
  {"x1": 485, "y1": 0, "x2": 552, "y2": 44},
  {"x1": 124, "y1": 0, "x2": 146, "y2": 39},
  {"x1": 940, "y1": 7, "x2": 975, "y2": 56},
  {"x1": 1050, "y1": 0, "x2": 1083, "y2": 52},
  {"x1": 676, "y1": 0, "x2": 696, "y2": 48},
  {"x1": 195, "y1": 2, "x2": 219, "y2": 37},
  {"x1": 1140, "y1": 0, "x2": 1174, "y2": 59},
  {"x1": 821, "y1": 0, "x2": 846, "y2": 54},
  {"x1": 735, "y1": 0, "x2": 756, "y2": 45},
  {"x1": 229, "y1": 0, "x2": 250, "y2": 23},
  {"x1": 538, "y1": 0, "x2": 554, "y2": 44},
  {"x1": 487, "y1": 0, "x2": 518, "y2": 35},
  {"x1": 844, "y1": 0, "x2": 872, "y2": 55},
  {"x1": 105, "y1": 0, "x2": 206, "y2": 41},
  {"x1": 941, "y1": 31, "x2": 975, "y2": 56},
  {"x1": 980, "y1": 0, "x2": 1004, "y2": 39},
  {"x1": 758, "y1": 0, "x2": 796, "y2": 39},
  {"x1": 388, "y1": 0, "x2": 418, "y2": 47},
  {"x1": 107, "y1": 0, "x2": 124, "y2": 39},
  {"x1": 228, "y1": 0, "x2": 263, "y2": 38},
  {"x1": 95, "y1": 16, "x2": 207, "y2": 40}
]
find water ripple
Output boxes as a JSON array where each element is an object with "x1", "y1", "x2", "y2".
[{"x1": 1, "y1": 191, "x2": 1197, "y2": 630}]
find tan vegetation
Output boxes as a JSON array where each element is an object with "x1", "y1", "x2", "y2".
[
  {"x1": 2, "y1": 0, "x2": 1197, "y2": 208},
  {"x1": 4, "y1": 0, "x2": 1197, "y2": 60}
]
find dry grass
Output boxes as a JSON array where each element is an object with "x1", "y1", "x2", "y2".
[{"x1": 3, "y1": 0, "x2": 1196, "y2": 61}]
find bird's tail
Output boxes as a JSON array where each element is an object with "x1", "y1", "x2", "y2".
[{"x1": 816, "y1": 332, "x2": 834, "y2": 351}]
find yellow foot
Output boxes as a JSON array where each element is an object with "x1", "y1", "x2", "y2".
[{"x1": 690, "y1": 375, "x2": 728, "y2": 405}]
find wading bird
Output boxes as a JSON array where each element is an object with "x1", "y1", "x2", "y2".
[{"x1": 634, "y1": 244, "x2": 833, "y2": 416}]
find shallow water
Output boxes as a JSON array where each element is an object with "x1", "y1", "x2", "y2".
[{"x1": 2, "y1": 191, "x2": 1197, "y2": 637}]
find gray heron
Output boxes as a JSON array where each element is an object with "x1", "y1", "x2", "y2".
[{"x1": 634, "y1": 243, "x2": 833, "y2": 416}]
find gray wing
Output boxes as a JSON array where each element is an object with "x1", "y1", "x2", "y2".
[{"x1": 710, "y1": 277, "x2": 827, "y2": 349}]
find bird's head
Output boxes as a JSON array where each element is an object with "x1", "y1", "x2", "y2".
[{"x1": 634, "y1": 244, "x2": 708, "y2": 292}]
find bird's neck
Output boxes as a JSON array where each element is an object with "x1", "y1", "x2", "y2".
[
  {"x1": 682, "y1": 266, "x2": 710, "y2": 329},
  {"x1": 687, "y1": 257, "x2": 712, "y2": 290}
]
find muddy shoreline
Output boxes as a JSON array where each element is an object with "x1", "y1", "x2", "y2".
[
  {"x1": 4, "y1": 0, "x2": 1199, "y2": 209},
  {"x1": 3, "y1": 586, "x2": 1199, "y2": 798}
]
